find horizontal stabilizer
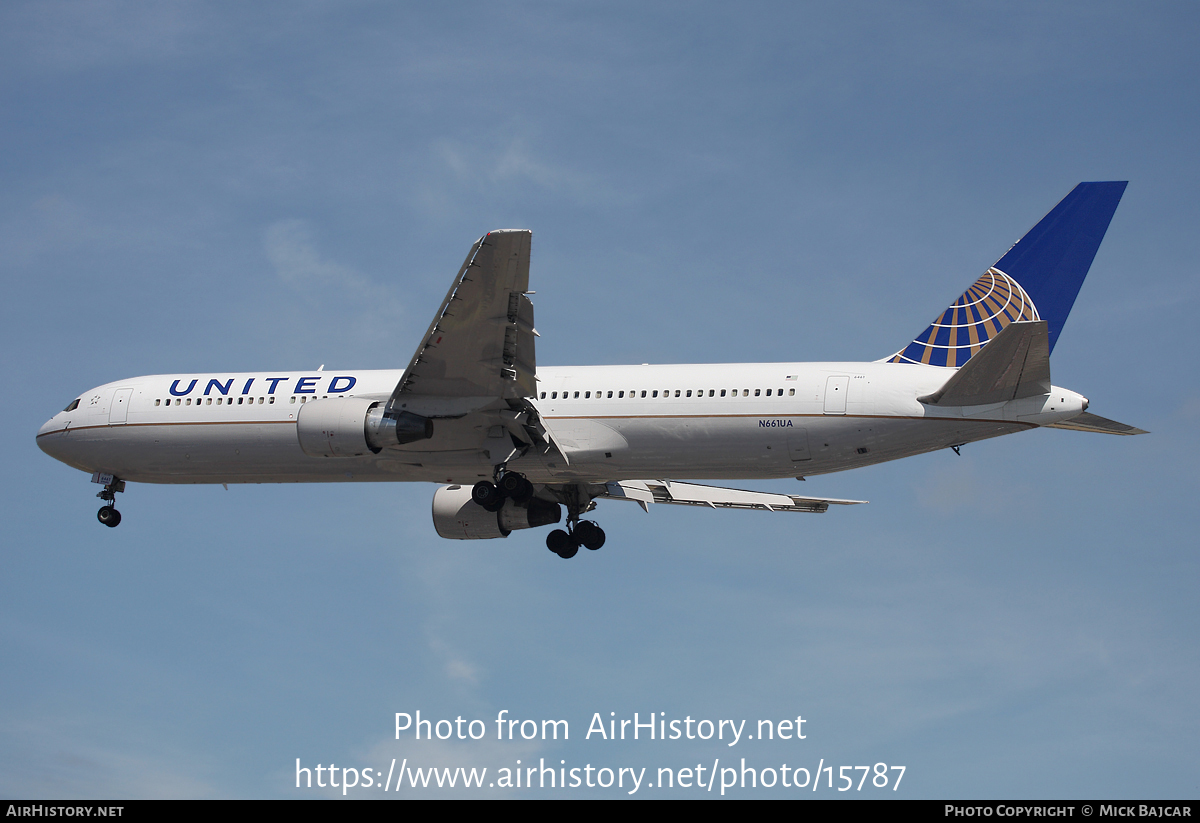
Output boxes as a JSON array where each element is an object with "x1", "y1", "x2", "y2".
[
  {"x1": 600, "y1": 480, "x2": 865, "y2": 513},
  {"x1": 919, "y1": 321, "x2": 1050, "y2": 407},
  {"x1": 1044, "y1": 412, "x2": 1148, "y2": 435}
]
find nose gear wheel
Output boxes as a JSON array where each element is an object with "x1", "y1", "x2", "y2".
[{"x1": 94, "y1": 476, "x2": 126, "y2": 528}]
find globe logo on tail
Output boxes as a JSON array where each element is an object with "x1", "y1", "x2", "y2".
[{"x1": 889, "y1": 268, "x2": 1039, "y2": 368}]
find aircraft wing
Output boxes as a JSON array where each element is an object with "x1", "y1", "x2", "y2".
[
  {"x1": 387, "y1": 230, "x2": 536, "y2": 415},
  {"x1": 599, "y1": 480, "x2": 866, "y2": 513}
]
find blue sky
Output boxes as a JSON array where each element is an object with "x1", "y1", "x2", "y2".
[{"x1": 2, "y1": 1, "x2": 1197, "y2": 798}]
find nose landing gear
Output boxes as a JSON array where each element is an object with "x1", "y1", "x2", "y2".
[{"x1": 92, "y1": 473, "x2": 125, "y2": 528}]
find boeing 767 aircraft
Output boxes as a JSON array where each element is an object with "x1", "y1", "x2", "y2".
[{"x1": 37, "y1": 182, "x2": 1144, "y2": 558}]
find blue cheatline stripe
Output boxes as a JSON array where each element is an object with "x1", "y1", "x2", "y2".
[{"x1": 889, "y1": 181, "x2": 1126, "y2": 366}]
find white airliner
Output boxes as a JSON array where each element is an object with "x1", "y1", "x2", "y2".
[{"x1": 37, "y1": 182, "x2": 1145, "y2": 557}]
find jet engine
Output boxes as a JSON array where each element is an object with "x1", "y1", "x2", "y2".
[
  {"x1": 296, "y1": 398, "x2": 433, "y2": 457},
  {"x1": 432, "y1": 484, "x2": 561, "y2": 539}
]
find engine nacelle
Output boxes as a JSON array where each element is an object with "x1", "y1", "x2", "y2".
[
  {"x1": 297, "y1": 398, "x2": 433, "y2": 457},
  {"x1": 432, "y1": 484, "x2": 561, "y2": 540},
  {"x1": 365, "y1": 405, "x2": 434, "y2": 449}
]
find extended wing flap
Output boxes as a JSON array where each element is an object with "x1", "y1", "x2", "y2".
[
  {"x1": 389, "y1": 230, "x2": 536, "y2": 408},
  {"x1": 601, "y1": 480, "x2": 865, "y2": 513},
  {"x1": 920, "y1": 320, "x2": 1051, "y2": 407},
  {"x1": 1044, "y1": 412, "x2": 1148, "y2": 435}
]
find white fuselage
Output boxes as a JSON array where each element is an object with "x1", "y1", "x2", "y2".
[{"x1": 36, "y1": 362, "x2": 1088, "y2": 486}]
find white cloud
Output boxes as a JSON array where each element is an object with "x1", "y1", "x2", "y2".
[
  {"x1": 0, "y1": 716, "x2": 219, "y2": 799},
  {"x1": 264, "y1": 219, "x2": 406, "y2": 353},
  {"x1": 432, "y1": 136, "x2": 610, "y2": 202},
  {"x1": 266, "y1": 219, "x2": 371, "y2": 295},
  {"x1": 3, "y1": 0, "x2": 203, "y2": 74}
]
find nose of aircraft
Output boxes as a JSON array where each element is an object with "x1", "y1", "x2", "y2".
[{"x1": 36, "y1": 413, "x2": 76, "y2": 465}]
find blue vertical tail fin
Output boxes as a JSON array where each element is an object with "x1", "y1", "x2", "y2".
[{"x1": 888, "y1": 181, "x2": 1127, "y2": 367}]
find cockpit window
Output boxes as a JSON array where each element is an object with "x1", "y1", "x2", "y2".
[{"x1": 64, "y1": 399, "x2": 80, "y2": 412}]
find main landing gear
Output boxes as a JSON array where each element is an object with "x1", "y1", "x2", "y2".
[
  {"x1": 545, "y1": 519, "x2": 605, "y2": 559},
  {"x1": 545, "y1": 482, "x2": 605, "y2": 559},
  {"x1": 93, "y1": 473, "x2": 125, "y2": 528},
  {"x1": 476, "y1": 471, "x2": 608, "y2": 559},
  {"x1": 471, "y1": 469, "x2": 535, "y2": 512}
]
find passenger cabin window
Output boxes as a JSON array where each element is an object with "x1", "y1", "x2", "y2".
[
  {"x1": 720, "y1": 390, "x2": 726, "y2": 397},
  {"x1": 789, "y1": 388, "x2": 795, "y2": 396},
  {"x1": 755, "y1": 389, "x2": 761, "y2": 396}
]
